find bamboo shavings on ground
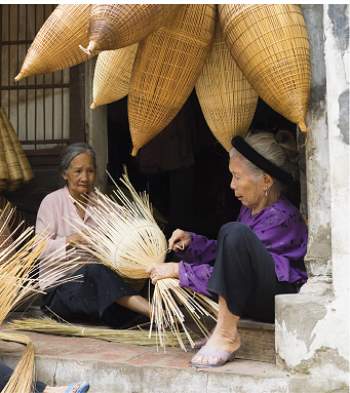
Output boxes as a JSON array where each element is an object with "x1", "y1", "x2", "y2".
[
  {"x1": 6, "y1": 317, "x2": 188, "y2": 348},
  {"x1": 73, "y1": 171, "x2": 217, "y2": 351},
  {"x1": 0, "y1": 331, "x2": 34, "y2": 393}
]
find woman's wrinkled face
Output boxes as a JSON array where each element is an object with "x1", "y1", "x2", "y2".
[
  {"x1": 229, "y1": 154, "x2": 266, "y2": 213},
  {"x1": 63, "y1": 152, "x2": 96, "y2": 200}
]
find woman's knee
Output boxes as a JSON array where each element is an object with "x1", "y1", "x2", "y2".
[{"x1": 218, "y1": 222, "x2": 252, "y2": 245}]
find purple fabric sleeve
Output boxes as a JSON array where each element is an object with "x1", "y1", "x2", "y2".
[
  {"x1": 178, "y1": 261, "x2": 214, "y2": 297},
  {"x1": 175, "y1": 233, "x2": 217, "y2": 265}
]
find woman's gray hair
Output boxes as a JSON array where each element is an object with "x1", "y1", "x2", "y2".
[
  {"x1": 230, "y1": 130, "x2": 298, "y2": 190},
  {"x1": 59, "y1": 143, "x2": 96, "y2": 174}
]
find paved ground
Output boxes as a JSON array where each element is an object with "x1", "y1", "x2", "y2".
[{"x1": 0, "y1": 331, "x2": 289, "y2": 393}]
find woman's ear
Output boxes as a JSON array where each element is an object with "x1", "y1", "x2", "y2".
[{"x1": 263, "y1": 173, "x2": 274, "y2": 189}]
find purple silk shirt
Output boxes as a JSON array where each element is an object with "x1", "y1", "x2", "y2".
[{"x1": 177, "y1": 197, "x2": 308, "y2": 297}]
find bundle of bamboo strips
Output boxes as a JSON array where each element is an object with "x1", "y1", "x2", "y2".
[
  {"x1": 0, "y1": 331, "x2": 34, "y2": 393},
  {"x1": 0, "y1": 203, "x2": 84, "y2": 393},
  {"x1": 6, "y1": 317, "x2": 189, "y2": 348},
  {"x1": 73, "y1": 172, "x2": 218, "y2": 350},
  {"x1": 81, "y1": 4, "x2": 179, "y2": 56},
  {"x1": 91, "y1": 44, "x2": 138, "y2": 109}
]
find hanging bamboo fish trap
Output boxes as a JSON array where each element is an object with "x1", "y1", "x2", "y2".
[
  {"x1": 0, "y1": 128, "x2": 9, "y2": 191},
  {"x1": 81, "y1": 4, "x2": 180, "y2": 56},
  {"x1": 219, "y1": 4, "x2": 311, "y2": 132},
  {"x1": 73, "y1": 172, "x2": 218, "y2": 350},
  {"x1": 196, "y1": 25, "x2": 258, "y2": 152},
  {"x1": 0, "y1": 113, "x2": 23, "y2": 190},
  {"x1": 90, "y1": 44, "x2": 138, "y2": 109},
  {"x1": 0, "y1": 204, "x2": 84, "y2": 393},
  {"x1": 0, "y1": 108, "x2": 33, "y2": 183},
  {"x1": 15, "y1": 4, "x2": 91, "y2": 81},
  {"x1": 128, "y1": 4, "x2": 216, "y2": 156}
]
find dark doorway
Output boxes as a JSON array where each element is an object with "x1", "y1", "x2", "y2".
[{"x1": 107, "y1": 91, "x2": 298, "y2": 240}]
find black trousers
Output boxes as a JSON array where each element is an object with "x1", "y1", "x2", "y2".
[
  {"x1": 0, "y1": 361, "x2": 46, "y2": 392},
  {"x1": 42, "y1": 264, "x2": 145, "y2": 328},
  {"x1": 208, "y1": 222, "x2": 298, "y2": 323}
]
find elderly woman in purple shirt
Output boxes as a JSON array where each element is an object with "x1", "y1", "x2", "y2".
[{"x1": 149, "y1": 131, "x2": 308, "y2": 368}]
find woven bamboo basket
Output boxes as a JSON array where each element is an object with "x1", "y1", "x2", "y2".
[
  {"x1": 0, "y1": 108, "x2": 33, "y2": 183},
  {"x1": 219, "y1": 4, "x2": 311, "y2": 132},
  {"x1": 82, "y1": 4, "x2": 180, "y2": 56},
  {"x1": 128, "y1": 4, "x2": 216, "y2": 156},
  {"x1": 15, "y1": 5, "x2": 91, "y2": 81},
  {"x1": 91, "y1": 44, "x2": 138, "y2": 109},
  {"x1": 0, "y1": 112, "x2": 23, "y2": 189},
  {"x1": 0, "y1": 126, "x2": 9, "y2": 191},
  {"x1": 196, "y1": 26, "x2": 258, "y2": 151}
]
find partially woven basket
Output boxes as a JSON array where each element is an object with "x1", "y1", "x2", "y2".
[
  {"x1": 196, "y1": 26, "x2": 258, "y2": 151},
  {"x1": 0, "y1": 108, "x2": 33, "y2": 183},
  {"x1": 128, "y1": 4, "x2": 216, "y2": 156},
  {"x1": 0, "y1": 130, "x2": 9, "y2": 191},
  {"x1": 15, "y1": 4, "x2": 91, "y2": 81},
  {"x1": 0, "y1": 113, "x2": 23, "y2": 189},
  {"x1": 219, "y1": 4, "x2": 311, "y2": 132},
  {"x1": 91, "y1": 44, "x2": 138, "y2": 109},
  {"x1": 82, "y1": 4, "x2": 180, "y2": 56}
]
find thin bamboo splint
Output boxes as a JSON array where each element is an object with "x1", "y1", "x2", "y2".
[
  {"x1": 196, "y1": 25, "x2": 258, "y2": 151},
  {"x1": 128, "y1": 4, "x2": 216, "y2": 156},
  {"x1": 15, "y1": 4, "x2": 91, "y2": 81},
  {"x1": 91, "y1": 44, "x2": 138, "y2": 109},
  {"x1": 81, "y1": 4, "x2": 179, "y2": 56},
  {"x1": 72, "y1": 172, "x2": 218, "y2": 350},
  {"x1": 219, "y1": 4, "x2": 311, "y2": 132},
  {"x1": 7, "y1": 317, "x2": 189, "y2": 347}
]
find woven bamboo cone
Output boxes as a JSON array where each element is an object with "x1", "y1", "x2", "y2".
[
  {"x1": 0, "y1": 108, "x2": 33, "y2": 183},
  {"x1": 91, "y1": 44, "x2": 138, "y2": 109},
  {"x1": 15, "y1": 5, "x2": 91, "y2": 81},
  {"x1": 219, "y1": 4, "x2": 311, "y2": 132},
  {"x1": 82, "y1": 4, "x2": 180, "y2": 56},
  {"x1": 0, "y1": 123, "x2": 9, "y2": 191},
  {"x1": 0, "y1": 112, "x2": 23, "y2": 189},
  {"x1": 128, "y1": 4, "x2": 216, "y2": 156},
  {"x1": 196, "y1": 26, "x2": 258, "y2": 151}
]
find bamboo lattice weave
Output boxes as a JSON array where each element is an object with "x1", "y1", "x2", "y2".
[
  {"x1": 219, "y1": 4, "x2": 311, "y2": 132},
  {"x1": 0, "y1": 112, "x2": 23, "y2": 188},
  {"x1": 15, "y1": 5, "x2": 91, "y2": 81},
  {"x1": 85, "y1": 4, "x2": 180, "y2": 55},
  {"x1": 91, "y1": 44, "x2": 138, "y2": 109},
  {"x1": 0, "y1": 124, "x2": 9, "y2": 190},
  {"x1": 196, "y1": 26, "x2": 258, "y2": 151},
  {"x1": 0, "y1": 109, "x2": 33, "y2": 183},
  {"x1": 128, "y1": 4, "x2": 216, "y2": 156}
]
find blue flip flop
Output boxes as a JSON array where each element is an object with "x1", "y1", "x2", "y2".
[{"x1": 64, "y1": 382, "x2": 90, "y2": 393}]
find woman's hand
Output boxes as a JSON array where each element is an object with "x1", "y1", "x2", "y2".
[
  {"x1": 149, "y1": 263, "x2": 179, "y2": 284},
  {"x1": 168, "y1": 229, "x2": 191, "y2": 252}
]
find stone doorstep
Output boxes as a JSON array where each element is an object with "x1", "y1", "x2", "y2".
[{"x1": 0, "y1": 331, "x2": 288, "y2": 393}]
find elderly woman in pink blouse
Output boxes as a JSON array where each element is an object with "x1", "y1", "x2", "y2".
[
  {"x1": 36, "y1": 143, "x2": 150, "y2": 328},
  {"x1": 150, "y1": 131, "x2": 308, "y2": 368}
]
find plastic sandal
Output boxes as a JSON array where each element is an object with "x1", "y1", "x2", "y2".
[
  {"x1": 64, "y1": 382, "x2": 90, "y2": 393},
  {"x1": 190, "y1": 345, "x2": 236, "y2": 368}
]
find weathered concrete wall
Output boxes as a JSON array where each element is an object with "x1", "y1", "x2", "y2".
[
  {"x1": 84, "y1": 58, "x2": 108, "y2": 191},
  {"x1": 276, "y1": 5, "x2": 349, "y2": 391}
]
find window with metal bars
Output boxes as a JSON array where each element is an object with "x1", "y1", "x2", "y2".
[{"x1": 0, "y1": 4, "x2": 71, "y2": 150}]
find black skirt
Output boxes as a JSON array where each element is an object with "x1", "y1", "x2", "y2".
[
  {"x1": 208, "y1": 222, "x2": 298, "y2": 323},
  {"x1": 42, "y1": 264, "x2": 146, "y2": 328}
]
